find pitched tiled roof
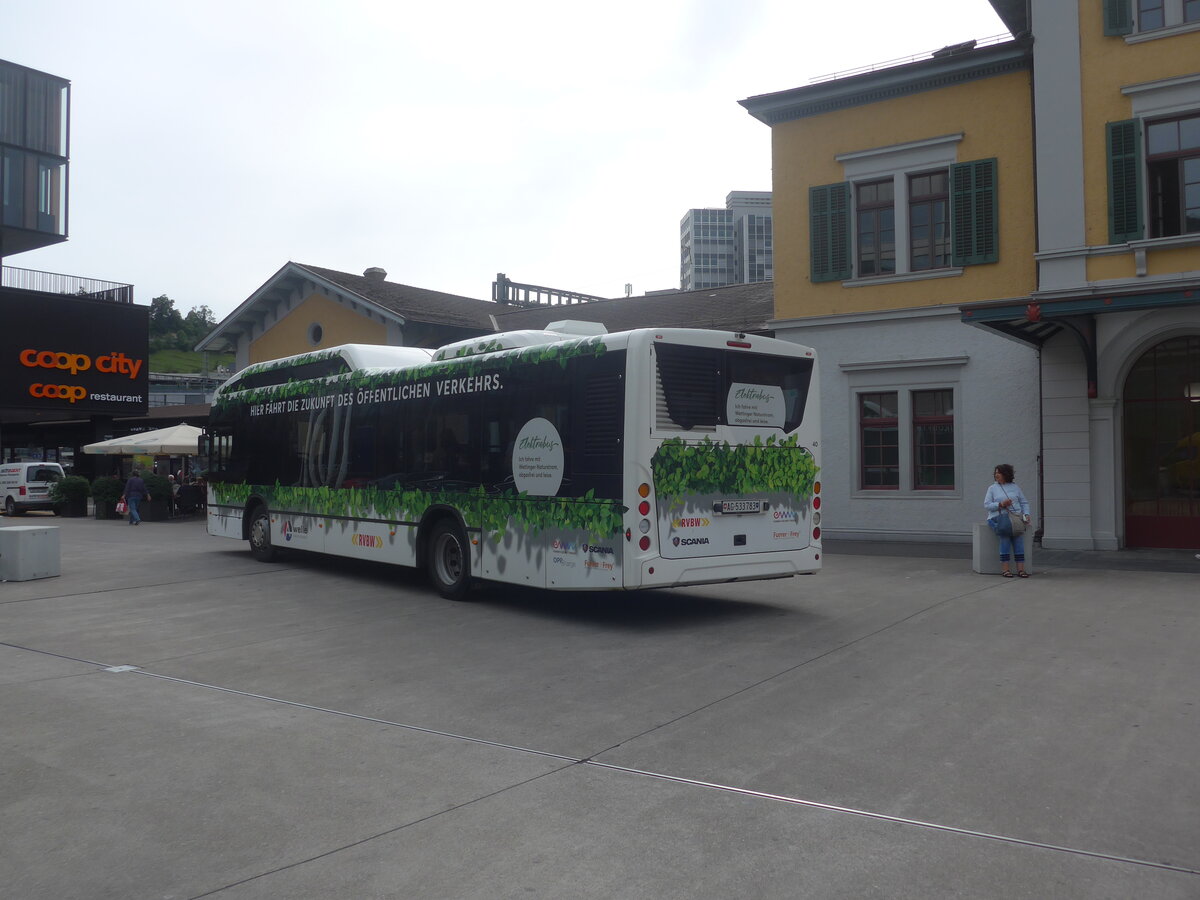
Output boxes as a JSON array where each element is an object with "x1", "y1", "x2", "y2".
[
  {"x1": 295, "y1": 264, "x2": 496, "y2": 329},
  {"x1": 489, "y1": 281, "x2": 776, "y2": 335}
]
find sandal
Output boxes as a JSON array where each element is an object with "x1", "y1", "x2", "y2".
[
  {"x1": 1018, "y1": 571, "x2": 1029, "y2": 578},
  {"x1": 1002, "y1": 571, "x2": 1014, "y2": 578}
]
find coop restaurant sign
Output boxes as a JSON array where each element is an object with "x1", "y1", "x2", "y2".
[{"x1": 0, "y1": 292, "x2": 149, "y2": 416}]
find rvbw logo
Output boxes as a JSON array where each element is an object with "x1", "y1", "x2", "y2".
[{"x1": 672, "y1": 536, "x2": 711, "y2": 547}]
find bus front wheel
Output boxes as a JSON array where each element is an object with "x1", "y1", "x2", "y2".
[
  {"x1": 428, "y1": 519, "x2": 471, "y2": 600},
  {"x1": 248, "y1": 505, "x2": 277, "y2": 562}
]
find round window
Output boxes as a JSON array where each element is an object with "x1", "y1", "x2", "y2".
[{"x1": 307, "y1": 322, "x2": 324, "y2": 346}]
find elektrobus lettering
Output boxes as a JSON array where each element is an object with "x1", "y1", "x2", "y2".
[{"x1": 205, "y1": 330, "x2": 821, "y2": 596}]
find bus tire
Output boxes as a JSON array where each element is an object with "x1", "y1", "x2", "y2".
[
  {"x1": 247, "y1": 505, "x2": 277, "y2": 562},
  {"x1": 428, "y1": 518, "x2": 471, "y2": 600}
]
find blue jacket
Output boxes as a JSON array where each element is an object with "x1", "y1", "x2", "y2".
[
  {"x1": 984, "y1": 481, "x2": 1029, "y2": 521},
  {"x1": 123, "y1": 476, "x2": 148, "y2": 501}
]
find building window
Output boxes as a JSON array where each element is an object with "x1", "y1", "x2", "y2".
[
  {"x1": 1146, "y1": 112, "x2": 1200, "y2": 237},
  {"x1": 909, "y1": 172, "x2": 950, "y2": 271},
  {"x1": 859, "y1": 391, "x2": 899, "y2": 489},
  {"x1": 1110, "y1": 0, "x2": 1200, "y2": 32},
  {"x1": 811, "y1": 156, "x2": 995, "y2": 283},
  {"x1": 1139, "y1": 0, "x2": 1166, "y2": 28},
  {"x1": 856, "y1": 179, "x2": 895, "y2": 277},
  {"x1": 913, "y1": 389, "x2": 955, "y2": 489}
]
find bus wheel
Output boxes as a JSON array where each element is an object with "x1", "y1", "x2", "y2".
[
  {"x1": 428, "y1": 519, "x2": 470, "y2": 600},
  {"x1": 248, "y1": 505, "x2": 277, "y2": 562}
]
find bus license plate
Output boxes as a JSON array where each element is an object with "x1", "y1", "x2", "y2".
[{"x1": 715, "y1": 499, "x2": 766, "y2": 515}]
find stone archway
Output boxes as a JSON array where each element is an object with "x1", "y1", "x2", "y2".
[{"x1": 1122, "y1": 335, "x2": 1200, "y2": 548}]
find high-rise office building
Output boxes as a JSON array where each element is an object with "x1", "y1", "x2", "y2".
[{"x1": 679, "y1": 191, "x2": 772, "y2": 291}]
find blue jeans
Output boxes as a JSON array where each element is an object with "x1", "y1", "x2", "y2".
[
  {"x1": 127, "y1": 496, "x2": 142, "y2": 524},
  {"x1": 987, "y1": 516, "x2": 1024, "y2": 562}
]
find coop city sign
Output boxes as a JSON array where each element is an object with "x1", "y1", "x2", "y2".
[{"x1": 0, "y1": 292, "x2": 149, "y2": 416}]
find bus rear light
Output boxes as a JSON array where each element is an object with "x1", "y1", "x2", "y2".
[
  {"x1": 814, "y1": 480, "x2": 822, "y2": 494},
  {"x1": 638, "y1": 519, "x2": 651, "y2": 534},
  {"x1": 812, "y1": 512, "x2": 821, "y2": 526},
  {"x1": 625, "y1": 528, "x2": 632, "y2": 542},
  {"x1": 812, "y1": 527, "x2": 821, "y2": 540},
  {"x1": 638, "y1": 483, "x2": 651, "y2": 498},
  {"x1": 639, "y1": 536, "x2": 651, "y2": 551},
  {"x1": 727, "y1": 340, "x2": 752, "y2": 349},
  {"x1": 638, "y1": 500, "x2": 650, "y2": 516},
  {"x1": 813, "y1": 496, "x2": 821, "y2": 510}
]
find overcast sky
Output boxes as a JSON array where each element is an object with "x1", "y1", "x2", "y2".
[{"x1": 5, "y1": 1, "x2": 1007, "y2": 320}]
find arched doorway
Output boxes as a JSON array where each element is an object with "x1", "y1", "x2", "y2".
[{"x1": 1123, "y1": 335, "x2": 1200, "y2": 548}]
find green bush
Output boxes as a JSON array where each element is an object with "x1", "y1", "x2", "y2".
[
  {"x1": 91, "y1": 476, "x2": 125, "y2": 504},
  {"x1": 143, "y1": 473, "x2": 172, "y2": 502},
  {"x1": 49, "y1": 475, "x2": 91, "y2": 503}
]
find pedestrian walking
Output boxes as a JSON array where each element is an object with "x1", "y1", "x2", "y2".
[
  {"x1": 122, "y1": 470, "x2": 151, "y2": 526},
  {"x1": 984, "y1": 463, "x2": 1031, "y2": 578}
]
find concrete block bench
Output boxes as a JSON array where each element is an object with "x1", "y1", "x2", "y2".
[{"x1": 972, "y1": 522, "x2": 1034, "y2": 575}]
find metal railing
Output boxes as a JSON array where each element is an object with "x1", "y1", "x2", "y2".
[
  {"x1": 492, "y1": 272, "x2": 607, "y2": 306},
  {"x1": 0, "y1": 265, "x2": 134, "y2": 303},
  {"x1": 809, "y1": 33, "x2": 1013, "y2": 84}
]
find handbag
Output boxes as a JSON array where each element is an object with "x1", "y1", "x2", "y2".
[
  {"x1": 115, "y1": 498, "x2": 128, "y2": 514},
  {"x1": 999, "y1": 484, "x2": 1026, "y2": 535}
]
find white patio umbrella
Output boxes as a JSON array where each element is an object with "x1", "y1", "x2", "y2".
[{"x1": 82, "y1": 423, "x2": 203, "y2": 456}]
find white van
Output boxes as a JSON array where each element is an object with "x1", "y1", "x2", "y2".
[{"x1": 0, "y1": 462, "x2": 66, "y2": 515}]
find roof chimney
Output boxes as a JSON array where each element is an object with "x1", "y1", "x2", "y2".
[{"x1": 363, "y1": 267, "x2": 387, "y2": 281}]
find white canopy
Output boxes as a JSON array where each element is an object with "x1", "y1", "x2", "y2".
[{"x1": 82, "y1": 423, "x2": 203, "y2": 456}]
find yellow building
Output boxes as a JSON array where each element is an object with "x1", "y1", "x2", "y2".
[{"x1": 742, "y1": 1, "x2": 1200, "y2": 551}]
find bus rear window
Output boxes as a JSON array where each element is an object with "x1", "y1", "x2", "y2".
[{"x1": 655, "y1": 344, "x2": 813, "y2": 432}]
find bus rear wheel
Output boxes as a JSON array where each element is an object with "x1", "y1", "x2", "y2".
[
  {"x1": 248, "y1": 505, "x2": 277, "y2": 562},
  {"x1": 428, "y1": 519, "x2": 471, "y2": 600}
]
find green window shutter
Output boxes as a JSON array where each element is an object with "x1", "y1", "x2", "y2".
[
  {"x1": 1103, "y1": 0, "x2": 1133, "y2": 36},
  {"x1": 1107, "y1": 119, "x2": 1142, "y2": 243},
  {"x1": 809, "y1": 182, "x2": 851, "y2": 282},
  {"x1": 951, "y1": 158, "x2": 998, "y2": 267}
]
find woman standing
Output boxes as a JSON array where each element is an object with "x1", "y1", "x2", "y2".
[{"x1": 984, "y1": 463, "x2": 1031, "y2": 578}]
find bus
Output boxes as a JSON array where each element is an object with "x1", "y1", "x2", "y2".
[{"x1": 202, "y1": 324, "x2": 821, "y2": 598}]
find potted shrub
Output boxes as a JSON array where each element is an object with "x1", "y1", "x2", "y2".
[
  {"x1": 49, "y1": 475, "x2": 90, "y2": 517},
  {"x1": 91, "y1": 475, "x2": 125, "y2": 519},
  {"x1": 140, "y1": 473, "x2": 173, "y2": 521}
]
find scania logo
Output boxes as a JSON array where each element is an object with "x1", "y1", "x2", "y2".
[
  {"x1": 672, "y1": 536, "x2": 711, "y2": 546},
  {"x1": 582, "y1": 543, "x2": 614, "y2": 555}
]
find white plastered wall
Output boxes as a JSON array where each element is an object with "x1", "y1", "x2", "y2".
[{"x1": 776, "y1": 307, "x2": 1039, "y2": 543}]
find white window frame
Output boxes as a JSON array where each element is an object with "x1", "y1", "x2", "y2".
[
  {"x1": 842, "y1": 356, "x2": 967, "y2": 498},
  {"x1": 1127, "y1": 0, "x2": 1200, "y2": 39},
  {"x1": 837, "y1": 133, "x2": 964, "y2": 283}
]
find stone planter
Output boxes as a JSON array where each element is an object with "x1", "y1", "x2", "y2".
[
  {"x1": 54, "y1": 499, "x2": 89, "y2": 518},
  {"x1": 94, "y1": 500, "x2": 122, "y2": 520},
  {"x1": 139, "y1": 499, "x2": 170, "y2": 522}
]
